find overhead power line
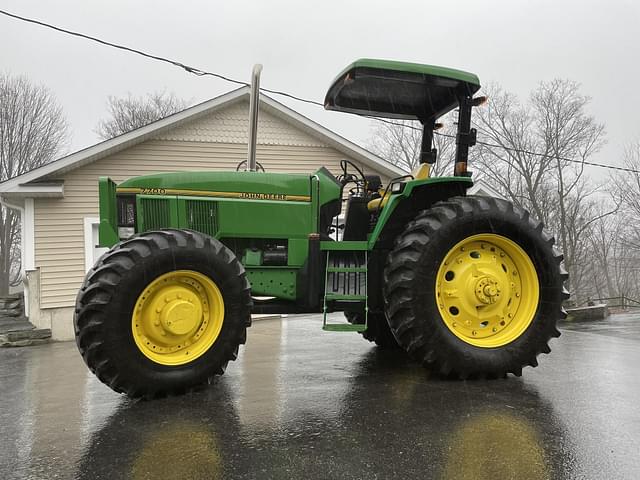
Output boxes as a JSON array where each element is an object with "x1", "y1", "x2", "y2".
[
  {"x1": 0, "y1": 9, "x2": 248, "y2": 86},
  {"x1": 471, "y1": 138, "x2": 640, "y2": 175},
  {"x1": 1, "y1": 8, "x2": 636, "y2": 174},
  {"x1": 0, "y1": 8, "x2": 324, "y2": 107},
  {"x1": 372, "y1": 117, "x2": 640, "y2": 175}
]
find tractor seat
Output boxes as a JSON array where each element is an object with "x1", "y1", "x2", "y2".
[{"x1": 366, "y1": 163, "x2": 430, "y2": 212}]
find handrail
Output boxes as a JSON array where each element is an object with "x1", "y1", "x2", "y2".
[{"x1": 577, "y1": 295, "x2": 640, "y2": 308}]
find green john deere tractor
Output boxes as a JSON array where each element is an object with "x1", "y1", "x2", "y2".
[{"x1": 75, "y1": 59, "x2": 568, "y2": 398}]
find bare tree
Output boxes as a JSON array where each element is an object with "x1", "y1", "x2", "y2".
[
  {"x1": 474, "y1": 80, "x2": 608, "y2": 303},
  {"x1": 473, "y1": 83, "x2": 555, "y2": 223},
  {"x1": 368, "y1": 113, "x2": 457, "y2": 176},
  {"x1": 532, "y1": 80, "x2": 607, "y2": 294},
  {"x1": 584, "y1": 202, "x2": 640, "y2": 303},
  {"x1": 613, "y1": 141, "x2": 640, "y2": 221},
  {"x1": 607, "y1": 141, "x2": 640, "y2": 301},
  {"x1": 96, "y1": 91, "x2": 188, "y2": 140},
  {"x1": 0, "y1": 73, "x2": 69, "y2": 295}
]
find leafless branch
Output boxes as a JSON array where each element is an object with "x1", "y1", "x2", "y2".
[
  {"x1": 95, "y1": 91, "x2": 189, "y2": 140},
  {"x1": 0, "y1": 73, "x2": 68, "y2": 295}
]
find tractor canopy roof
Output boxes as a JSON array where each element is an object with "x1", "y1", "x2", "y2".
[{"x1": 324, "y1": 59, "x2": 480, "y2": 121}]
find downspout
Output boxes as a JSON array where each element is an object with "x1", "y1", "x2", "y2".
[{"x1": 0, "y1": 194, "x2": 30, "y2": 317}]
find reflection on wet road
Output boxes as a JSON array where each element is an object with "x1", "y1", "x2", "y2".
[{"x1": 2, "y1": 313, "x2": 640, "y2": 479}]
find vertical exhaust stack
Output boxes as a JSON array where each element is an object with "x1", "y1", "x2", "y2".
[{"x1": 246, "y1": 64, "x2": 263, "y2": 172}]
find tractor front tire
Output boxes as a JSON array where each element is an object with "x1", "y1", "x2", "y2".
[
  {"x1": 383, "y1": 196, "x2": 568, "y2": 378},
  {"x1": 74, "y1": 229, "x2": 252, "y2": 398},
  {"x1": 345, "y1": 311, "x2": 400, "y2": 349}
]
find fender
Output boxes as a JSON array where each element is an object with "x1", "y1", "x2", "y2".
[{"x1": 367, "y1": 177, "x2": 474, "y2": 250}]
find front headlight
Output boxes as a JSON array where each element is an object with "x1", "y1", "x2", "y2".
[
  {"x1": 117, "y1": 195, "x2": 136, "y2": 225},
  {"x1": 118, "y1": 226, "x2": 135, "y2": 240},
  {"x1": 391, "y1": 182, "x2": 406, "y2": 194},
  {"x1": 117, "y1": 195, "x2": 136, "y2": 239}
]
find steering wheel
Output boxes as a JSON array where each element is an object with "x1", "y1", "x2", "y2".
[{"x1": 235, "y1": 160, "x2": 266, "y2": 172}]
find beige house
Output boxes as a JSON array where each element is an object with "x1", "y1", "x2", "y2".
[{"x1": 0, "y1": 87, "x2": 404, "y2": 340}]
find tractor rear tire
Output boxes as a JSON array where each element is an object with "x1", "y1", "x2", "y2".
[
  {"x1": 383, "y1": 196, "x2": 568, "y2": 378},
  {"x1": 74, "y1": 229, "x2": 252, "y2": 398},
  {"x1": 345, "y1": 311, "x2": 401, "y2": 349}
]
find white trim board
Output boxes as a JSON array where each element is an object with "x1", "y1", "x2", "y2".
[
  {"x1": 23, "y1": 198, "x2": 35, "y2": 271},
  {"x1": 83, "y1": 217, "x2": 108, "y2": 272}
]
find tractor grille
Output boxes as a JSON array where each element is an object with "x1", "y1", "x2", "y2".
[
  {"x1": 185, "y1": 200, "x2": 218, "y2": 237},
  {"x1": 140, "y1": 197, "x2": 170, "y2": 230},
  {"x1": 326, "y1": 251, "x2": 367, "y2": 296}
]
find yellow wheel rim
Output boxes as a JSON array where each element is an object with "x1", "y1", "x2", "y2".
[
  {"x1": 435, "y1": 234, "x2": 539, "y2": 348},
  {"x1": 132, "y1": 270, "x2": 224, "y2": 366}
]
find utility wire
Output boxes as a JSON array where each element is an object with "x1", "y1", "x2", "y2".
[
  {"x1": 1, "y1": 8, "x2": 636, "y2": 174},
  {"x1": 0, "y1": 8, "x2": 325, "y2": 107},
  {"x1": 474, "y1": 139, "x2": 640, "y2": 174},
  {"x1": 260, "y1": 89, "x2": 323, "y2": 107},
  {"x1": 0, "y1": 9, "x2": 249, "y2": 86},
  {"x1": 372, "y1": 117, "x2": 640, "y2": 175}
]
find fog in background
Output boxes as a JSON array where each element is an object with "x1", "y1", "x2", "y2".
[{"x1": 2, "y1": 0, "x2": 639, "y2": 172}]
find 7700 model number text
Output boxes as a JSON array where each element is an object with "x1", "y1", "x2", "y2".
[{"x1": 141, "y1": 188, "x2": 167, "y2": 195}]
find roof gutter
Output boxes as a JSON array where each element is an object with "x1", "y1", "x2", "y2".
[
  {"x1": 0, "y1": 194, "x2": 24, "y2": 215},
  {"x1": 0, "y1": 182, "x2": 64, "y2": 198}
]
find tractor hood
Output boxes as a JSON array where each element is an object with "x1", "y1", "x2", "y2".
[{"x1": 116, "y1": 168, "x2": 341, "y2": 204}]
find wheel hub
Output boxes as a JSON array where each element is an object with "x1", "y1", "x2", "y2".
[
  {"x1": 160, "y1": 294, "x2": 200, "y2": 335},
  {"x1": 475, "y1": 276, "x2": 500, "y2": 304}
]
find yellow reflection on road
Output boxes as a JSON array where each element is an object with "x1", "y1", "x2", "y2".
[
  {"x1": 441, "y1": 411, "x2": 549, "y2": 480},
  {"x1": 131, "y1": 420, "x2": 221, "y2": 480}
]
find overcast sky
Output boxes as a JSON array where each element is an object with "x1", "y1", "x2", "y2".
[{"x1": 2, "y1": 0, "x2": 639, "y2": 177}]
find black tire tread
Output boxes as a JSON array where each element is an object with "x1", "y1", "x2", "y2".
[
  {"x1": 74, "y1": 229, "x2": 252, "y2": 399},
  {"x1": 383, "y1": 196, "x2": 568, "y2": 379}
]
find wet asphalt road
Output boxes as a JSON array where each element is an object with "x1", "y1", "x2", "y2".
[{"x1": 2, "y1": 313, "x2": 640, "y2": 480}]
